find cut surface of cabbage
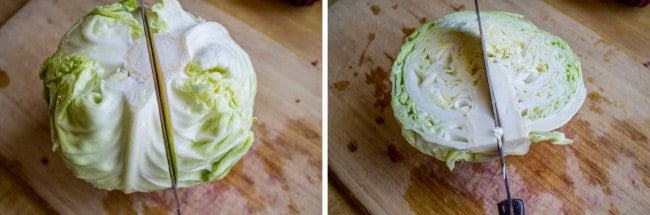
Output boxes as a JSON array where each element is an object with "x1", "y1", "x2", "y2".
[
  {"x1": 39, "y1": 0, "x2": 256, "y2": 192},
  {"x1": 391, "y1": 11, "x2": 586, "y2": 169}
]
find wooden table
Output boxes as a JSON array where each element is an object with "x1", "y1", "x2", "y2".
[
  {"x1": 328, "y1": 0, "x2": 650, "y2": 214},
  {"x1": 0, "y1": 0, "x2": 321, "y2": 214}
]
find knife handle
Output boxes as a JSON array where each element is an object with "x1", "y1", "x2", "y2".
[{"x1": 498, "y1": 199, "x2": 525, "y2": 215}]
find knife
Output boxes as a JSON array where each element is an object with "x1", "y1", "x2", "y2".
[
  {"x1": 473, "y1": 1, "x2": 525, "y2": 214},
  {"x1": 137, "y1": 1, "x2": 182, "y2": 214}
]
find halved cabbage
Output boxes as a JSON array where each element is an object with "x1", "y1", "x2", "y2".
[
  {"x1": 39, "y1": 0, "x2": 256, "y2": 192},
  {"x1": 391, "y1": 11, "x2": 586, "y2": 169}
]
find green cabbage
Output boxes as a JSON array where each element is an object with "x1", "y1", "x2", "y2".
[
  {"x1": 39, "y1": 0, "x2": 256, "y2": 192},
  {"x1": 391, "y1": 11, "x2": 586, "y2": 170}
]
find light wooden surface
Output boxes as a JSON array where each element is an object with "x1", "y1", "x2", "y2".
[
  {"x1": 0, "y1": 0, "x2": 321, "y2": 214},
  {"x1": 328, "y1": 0, "x2": 650, "y2": 214}
]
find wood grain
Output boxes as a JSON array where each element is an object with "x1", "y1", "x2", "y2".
[
  {"x1": 328, "y1": 168, "x2": 369, "y2": 215},
  {"x1": 204, "y1": 0, "x2": 322, "y2": 64},
  {"x1": 0, "y1": 0, "x2": 28, "y2": 26},
  {"x1": 0, "y1": 156, "x2": 55, "y2": 214},
  {"x1": 544, "y1": 0, "x2": 650, "y2": 63},
  {"x1": 328, "y1": 0, "x2": 650, "y2": 214},
  {"x1": 0, "y1": 0, "x2": 321, "y2": 214},
  {"x1": 328, "y1": 179, "x2": 359, "y2": 215}
]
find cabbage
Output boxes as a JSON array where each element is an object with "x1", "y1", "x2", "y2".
[
  {"x1": 391, "y1": 11, "x2": 586, "y2": 169},
  {"x1": 39, "y1": 0, "x2": 256, "y2": 193}
]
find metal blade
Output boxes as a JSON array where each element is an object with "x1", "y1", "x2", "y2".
[
  {"x1": 138, "y1": 1, "x2": 181, "y2": 214},
  {"x1": 473, "y1": 0, "x2": 517, "y2": 214}
]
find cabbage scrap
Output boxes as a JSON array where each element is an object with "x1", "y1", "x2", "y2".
[
  {"x1": 391, "y1": 11, "x2": 586, "y2": 169},
  {"x1": 39, "y1": 0, "x2": 256, "y2": 192}
]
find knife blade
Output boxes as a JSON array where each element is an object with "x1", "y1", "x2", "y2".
[
  {"x1": 473, "y1": 1, "x2": 524, "y2": 214},
  {"x1": 137, "y1": 1, "x2": 181, "y2": 214}
]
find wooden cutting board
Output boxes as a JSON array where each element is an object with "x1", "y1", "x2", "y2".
[
  {"x1": 329, "y1": 0, "x2": 650, "y2": 214},
  {"x1": 0, "y1": 0, "x2": 321, "y2": 214}
]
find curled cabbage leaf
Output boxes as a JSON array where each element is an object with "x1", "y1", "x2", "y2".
[
  {"x1": 391, "y1": 11, "x2": 586, "y2": 169},
  {"x1": 39, "y1": 0, "x2": 256, "y2": 192}
]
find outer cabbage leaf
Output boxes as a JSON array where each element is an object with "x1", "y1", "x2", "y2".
[
  {"x1": 391, "y1": 11, "x2": 586, "y2": 169},
  {"x1": 40, "y1": 0, "x2": 256, "y2": 192}
]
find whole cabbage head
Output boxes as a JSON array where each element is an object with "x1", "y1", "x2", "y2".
[
  {"x1": 391, "y1": 11, "x2": 586, "y2": 169},
  {"x1": 39, "y1": 0, "x2": 256, "y2": 192}
]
